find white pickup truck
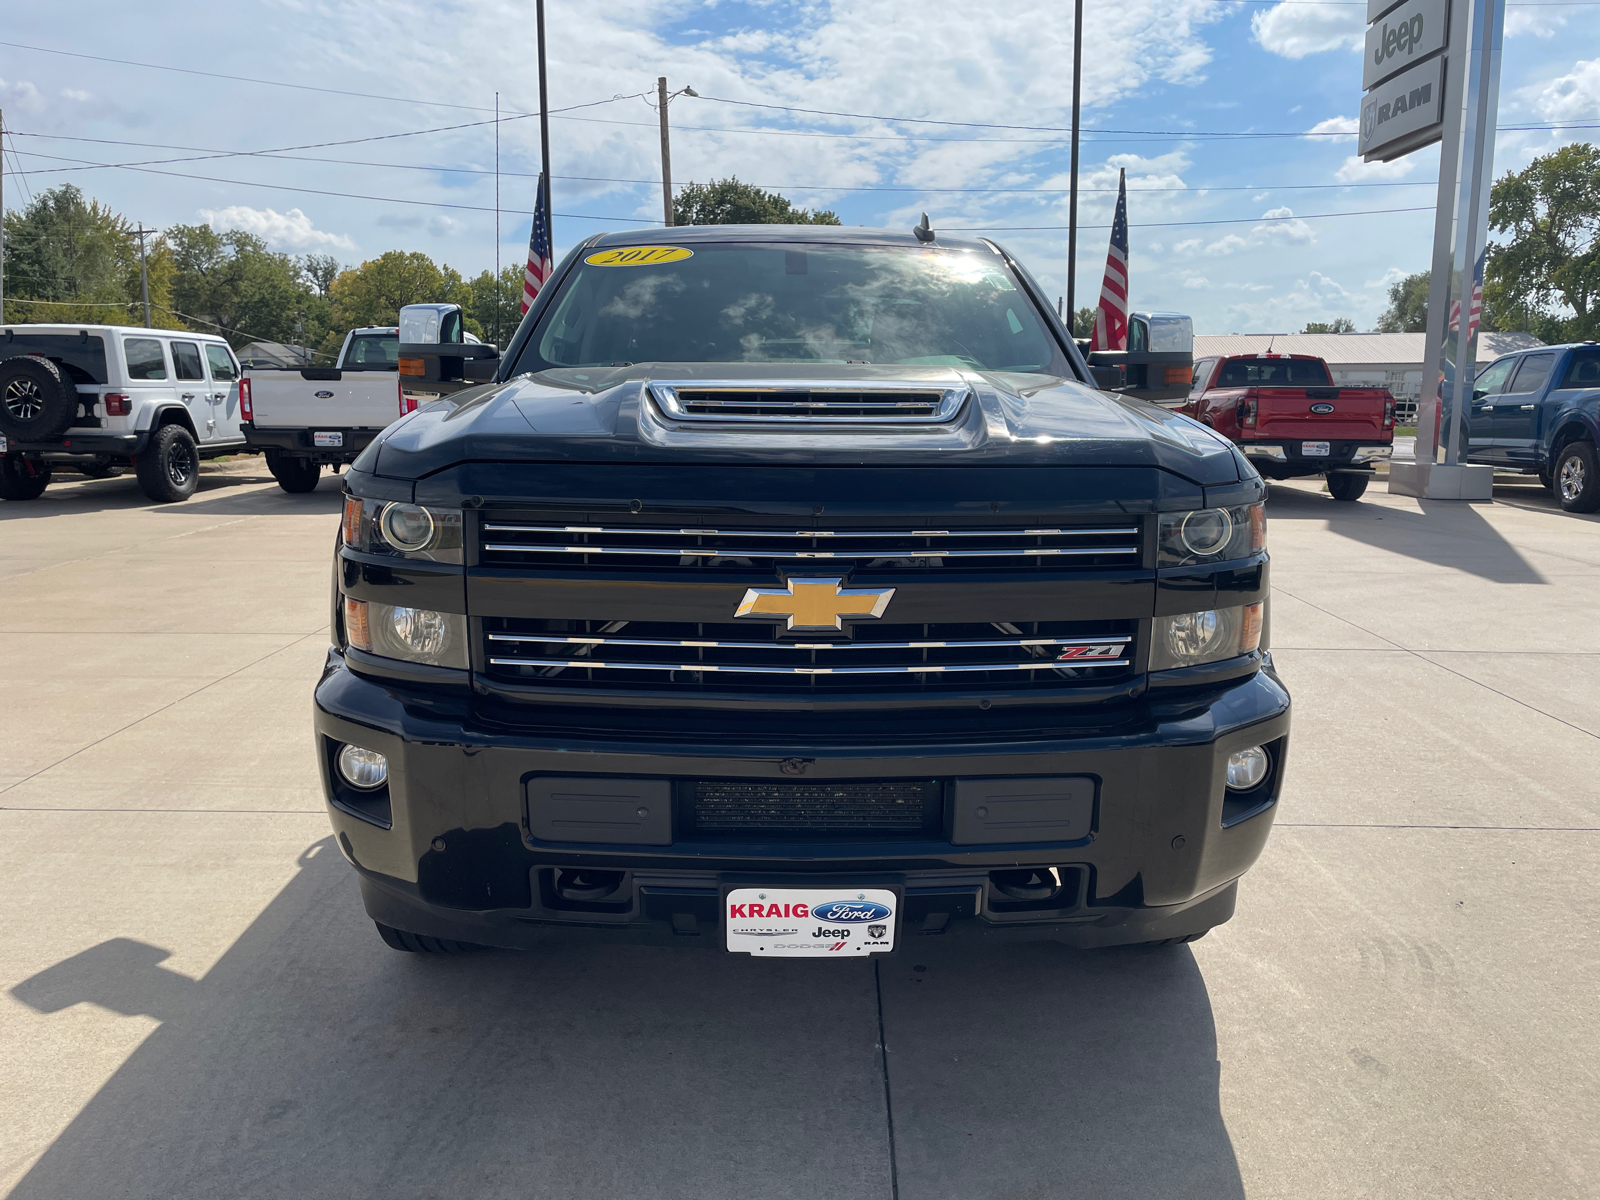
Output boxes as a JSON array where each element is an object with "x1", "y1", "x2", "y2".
[{"x1": 241, "y1": 326, "x2": 406, "y2": 492}]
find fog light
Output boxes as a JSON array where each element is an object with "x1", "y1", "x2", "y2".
[
  {"x1": 336, "y1": 744, "x2": 388, "y2": 790},
  {"x1": 391, "y1": 606, "x2": 451, "y2": 657},
  {"x1": 380, "y1": 502, "x2": 435, "y2": 551},
  {"x1": 1227, "y1": 746, "x2": 1269, "y2": 790}
]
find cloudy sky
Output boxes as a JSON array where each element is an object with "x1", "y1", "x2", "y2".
[{"x1": 2, "y1": 0, "x2": 1596, "y2": 333}]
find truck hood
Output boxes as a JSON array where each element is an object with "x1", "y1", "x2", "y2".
[{"x1": 366, "y1": 363, "x2": 1245, "y2": 486}]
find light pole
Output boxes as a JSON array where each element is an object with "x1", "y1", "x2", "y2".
[
  {"x1": 133, "y1": 226, "x2": 157, "y2": 327},
  {"x1": 1066, "y1": 0, "x2": 1083, "y2": 334}
]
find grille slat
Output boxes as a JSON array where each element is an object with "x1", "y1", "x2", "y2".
[{"x1": 479, "y1": 519, "x2": 1144, "y2": 574}]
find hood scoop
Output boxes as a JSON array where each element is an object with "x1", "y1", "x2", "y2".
[{"x1": 647, "y1": 380, "x2": 969, "y2": 425}]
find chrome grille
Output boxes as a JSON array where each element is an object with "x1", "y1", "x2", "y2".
[
  {"x1": 479, "y1": 520, "x2": 1143, "y2": 574},
  {"x1": 648, "y1": 380, "x2": 967, "y2": 424},
  {"x1": 483, "y1": 618, "x2": 1135, "y2": 694}
]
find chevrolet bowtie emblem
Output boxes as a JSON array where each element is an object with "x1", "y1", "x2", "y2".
[{"x1": 734, "y1": 576, "x2": 896, "y2": 631}]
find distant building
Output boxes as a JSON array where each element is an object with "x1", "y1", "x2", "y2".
[
  {"x1": 236, "y1": 340, "x2": 315, "y2": 369},
  {"x1": 1191, "y1": 331, "x2": 1545, "y2": 421}
]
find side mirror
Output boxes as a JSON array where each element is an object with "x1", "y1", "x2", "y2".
[
  {"x1": 397, "y1": 302, "x2": 497, "y2": 362},
  {"x1": 1091, "y1": 364, "x2": 1126, "y2": 390}
]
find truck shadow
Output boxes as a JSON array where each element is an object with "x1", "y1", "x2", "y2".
[
  {"x1": 8, "y1": 840, "x2": 1241, "y2": 1200},
  {"x1": 1264, "y1": 481, "x2": 1547, "y2": 584}
]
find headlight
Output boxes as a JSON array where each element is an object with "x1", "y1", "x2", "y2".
[
  {"x1": 380, "y1": 503, "x2": 436, "y2": 551},
  {"x1": 1159, "y1": 503, "x2": 1265, "y2": 567},
  {"x1": 343, "y1": 597, "x2": 468, "y2": 668},
  {"x1": 1227, "y1": 746, "x2": 1270, "y2": 790},
  {"x1": 342, "y1": 495, "x2": 462, "y2": 563},
  {"x1": 1150, "y1": 602, "x2": 1263, "y2": 671},
  {"x1": 336, "y1": 744, "x2": 388, "y2": 790}
]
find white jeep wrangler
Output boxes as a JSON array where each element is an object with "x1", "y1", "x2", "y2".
[{"x1": 1, "y1": 324, "x2": 247, "y2": 503}]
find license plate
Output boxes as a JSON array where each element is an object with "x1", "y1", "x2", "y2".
[
  {"x1": 725, "y1": 888, "x2": 897, "y2": 957},
  {"x1": 313, "y1": 431, "x2": 343, "y2": 447},
  {"x1": 1301, "y1": 440, "x2": 1330, "y2": 456},
  {"x1": 0, "y1": 436, "x2": 7, "y2": 453}
]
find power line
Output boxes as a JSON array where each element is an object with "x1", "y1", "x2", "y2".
[
  {"x1": 3, "y1": 147, "x2": 1442, "y2": 195},
  {"x1": 949, "y1": 205, "x2": 1434, "y2": 231}
]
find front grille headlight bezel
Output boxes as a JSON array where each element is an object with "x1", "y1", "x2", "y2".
[
  {"x1": 1149, "y1": 602, "x2": 1264, "y2": 672},
  {"x1": 1158, "y1": 503, "x2": 1265, "y2": 568},
  {"x1": 341, "y1": 495, "x2": 463, "y2": 563}
]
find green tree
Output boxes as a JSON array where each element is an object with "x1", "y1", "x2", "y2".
[
  {"x1": 0, "y1": 184, "x2": 182, "y2": 327},
  {"x1": 166, "y1": 224, "x2": 325, "y2": 349},
  {"x1": 1375, "y1": 270, "x2": 1430, "y2": 333},
  {"x1": 465, "y1": 265, "x2": 526, "y2": 347},
  {"x1": 1071, "y1": 306, "x2": 1098, "y2": 338},
  {"x1": 673, "y1": 178, "x2": 841, "y2": 226},
  {"x1": 300, "y1": 253, "x2": 343, "y2": 298},
  {"x1": 1303, "y1": 317, "x2": 1356, "y2": 333},
  {"x1": 1486, "y1": 142, "x2": 1600, "y2": 342}
]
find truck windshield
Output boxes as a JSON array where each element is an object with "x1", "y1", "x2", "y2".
[
  {"x1": 344, "y1": 333, "x2": 398, "y2": 371},
  {"x1": 523, "y1": 243, "x2": 1066, "y2": 373},
  {"x1": 1217, "y1": 358, "x2": 1332, "y2": 387}
]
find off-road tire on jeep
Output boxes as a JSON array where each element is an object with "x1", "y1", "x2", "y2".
[
  {"x1": 374, "y1": 921, "x2": 484, "y2": 954},
  {"x1": 0, "y1": 456, "x2": 52, "y2": 501},
  {"x1": 267, "y1": 452, "x2": 322, "y2": 494},
  {"x1": 77, "y1": 455, "x2": 124, "y2": 479},
  {"x1": 1555, "y1": 441, "x2": 1600, "y2": 513},
  {"x1": 136, "y1": 424, "x2": 200, "y2": 503},
  {"x1": 0, "y1": 356, "x2": 79, "y2": 441},
  {"x1": 1327, "y1": 472, "x2": 1370, "y2": 502}
]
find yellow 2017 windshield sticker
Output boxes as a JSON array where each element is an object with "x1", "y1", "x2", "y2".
[{"x1": 584, "y1": 246, "x2": 694, "y2": 267}]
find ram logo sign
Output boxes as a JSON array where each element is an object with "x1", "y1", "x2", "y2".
[{"x1": 1359, "y1": 55, "x2": 1445, "y2": 160}]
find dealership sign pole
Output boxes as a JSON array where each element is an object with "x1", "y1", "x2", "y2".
[{"x1": 1382, "y1": 0, "x2": 1505, "y2": 499}]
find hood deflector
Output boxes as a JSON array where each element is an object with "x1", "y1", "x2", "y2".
[{"x1": 647, "y1": 380, "x2": 969, "y2": 425}]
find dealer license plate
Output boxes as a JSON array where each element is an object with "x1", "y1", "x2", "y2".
[
  {"x1": 313, "y1": 431, "x2": 344, "y2": 448},
  {"x1": 1301, "y1": 440, "x2": 1330, "y2": 457},
  {"x1": 0, "y1": 436, "x2": 7, "y2": 452},
  {"x1": 725, "y1": 887, "x2": 897, "y2": 957}
]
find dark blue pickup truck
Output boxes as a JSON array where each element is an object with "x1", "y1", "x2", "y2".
[{"x1": 1466, "y1": 342, "x2": 1600, "y2": 511}]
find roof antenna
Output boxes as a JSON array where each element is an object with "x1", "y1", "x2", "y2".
[
  {"x1": 1266, "y1": 333, "x2": 1277, "y2": 353},
  {"x1": 913, "y1": 213, "x2": 935, "y2": 243}
]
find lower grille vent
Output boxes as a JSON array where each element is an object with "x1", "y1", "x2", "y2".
[{"x1": 690, "y1": 780, "x2": 940, "y2": 837}]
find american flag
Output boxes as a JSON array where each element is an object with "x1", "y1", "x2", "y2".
[
  {"x1": 1448, "y1": 251, "x2": 1484, "y2": 344},
  {"x1": 1092, "y1": 169, "x2": 1130, "y2": 352},
  {"x1": 520, "y1": 173, "x2": 553, "y2": 314}
]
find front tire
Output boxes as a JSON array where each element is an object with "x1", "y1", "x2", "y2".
[
  {"x1": 1327, "y1": 472, "x2": 1370, "y2": 502},
  {"x1": 136, "y1": 425, "x2": 200, "y2": 503},
  {"x1": 1555, "y1": 441, "x2": 1600, "y2": 513},
  {"x1": 0, "y1": 455, "x2": 51, "y2": 501},
  {"x1": 374, "y1": 922, "x2": 483, "y2": 954},
  {"x1": 267, "y1": 452, "x2": 322, "y2": 494}
]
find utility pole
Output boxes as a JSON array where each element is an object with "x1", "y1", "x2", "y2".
[
  {"x1": 536, "y1": 0, "x2": 553, "y2": 253},
  {"x1": 494, "y1": 90, "x2": 501, "y2": 347},
  {"x1": 1065, "y1": 0, "x2": 1083, "y2": 333},
  {"x1": 1, "y1": 108, "x2": 6, "y2": 326},
  {"x1": 133, "y1": 226, "x2": 157, "y2": 327},
  {"x1": 658, "y1": 77, "x2": 674, "y2": 226}
]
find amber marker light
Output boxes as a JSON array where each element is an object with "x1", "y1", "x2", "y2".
[
  {"x1": 342, "y1": 494, "x2": 363, "y2": 545},
  {"x1": 344, "y1": 597, "x2": 372, "y2": 652}
]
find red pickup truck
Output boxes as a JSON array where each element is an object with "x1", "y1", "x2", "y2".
[{"x1": 1184, "y1": 352, "x2": 1395, "y2": 501}]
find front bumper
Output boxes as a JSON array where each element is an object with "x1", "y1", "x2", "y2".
[{"x1": 313, "y1": 649, "x2": 1291, "y2": 950}]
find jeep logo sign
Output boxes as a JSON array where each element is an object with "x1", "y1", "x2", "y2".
[{"x1": 1362, "y1": 0, "x2": 1448, "y2": 91}]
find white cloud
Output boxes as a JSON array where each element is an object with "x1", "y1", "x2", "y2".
[
  {"x1": 197, "y1": 206, "x2": 357, "y2": 253},
  {"x1": 1523, "y1": 59, "x2": 1600, "y2": 123},
  {"x1": 1173, "y1": 238, "x2": 1203, "y2": 254},
  {"x1": 1252, "y1": 3, "x2": 1364, "y2": 58},
  {"x1": 1366, "y1": 266, "x2": 1411, "y2": 289},
  {"x1": 1335, "y1": 154, "x2": 1417, "y2": 183},
  {"x1": 1505, "y1": 8, "x2": 1567, "y2": 37},
  {"x1": 1183, "y1": 275, "x2": 1211, "y2": 288},
  {"x1": 1204, "y1": 234, "x2": 1250, "y2": 256},
  {"x1": 0, "y1": 76, "x2": 48, "y2": 116},
  {"x1": 1306, "y1": 115, "x2": 1359, "y2": 141},
  {"x1": 1254, "y1": 206, "x2": 1316, "y2": 244}
]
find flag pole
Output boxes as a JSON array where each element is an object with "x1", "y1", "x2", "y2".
[
  {"x1": 1066, "y1": 0, "x2": 1083, "y2": 334},
  {"x1": 536, "y1": 0, "x2": 554, "y2": 252}
]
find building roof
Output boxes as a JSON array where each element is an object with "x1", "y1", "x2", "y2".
[{"x1": 1192, "y1": 331, "x2": 1543, "y2": 366}]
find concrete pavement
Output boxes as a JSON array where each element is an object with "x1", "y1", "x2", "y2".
[{"x1": 2, "y1": 461, "x2": 1596, "y2": 1198}]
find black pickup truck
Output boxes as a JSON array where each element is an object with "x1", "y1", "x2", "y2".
[{"x1": 318, "y1": 224, "x2": 1289, "y2": 958}]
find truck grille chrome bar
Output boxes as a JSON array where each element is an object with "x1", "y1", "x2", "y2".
[
  {"x1": 487, "y1": 658, "x2": 1131, "y2": 676},
  {"x1": 478, "y1": 519, "x2": 1145, "y2": 572},
  {"x1": 648, "y1": 381, "x2": 969, "y2": 424},
  {"x1": 488, "y1": 633, "x2": 1132, "y2": 652}
]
